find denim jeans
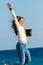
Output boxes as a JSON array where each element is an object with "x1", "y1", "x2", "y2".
[{"x1": 16, "y1": 42, "x2": 31, "y2": 65}]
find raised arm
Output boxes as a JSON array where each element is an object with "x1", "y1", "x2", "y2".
[{"x1": 7, "y1": 3, "x2": 19, "y2": 27}]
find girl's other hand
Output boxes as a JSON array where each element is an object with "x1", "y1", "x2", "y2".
[
  {"x1": 7, "y1": 3, "x2": 12, "y2": 8},
  {"x1": 30, "y1": 30, "x2": 32, "y2": 35}
]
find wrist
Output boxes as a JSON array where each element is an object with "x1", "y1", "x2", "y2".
[{"x1": 9, "y1": 8, "x2": 12, "y2": 11}]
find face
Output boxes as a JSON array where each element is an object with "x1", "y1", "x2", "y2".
[{"x1": 19, "y1": 18, "x2": 24, "y2": 26}]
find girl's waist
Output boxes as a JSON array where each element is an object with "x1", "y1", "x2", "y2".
[{"x1": 18, "y1": 41, "x2": 27, "y2": 45}]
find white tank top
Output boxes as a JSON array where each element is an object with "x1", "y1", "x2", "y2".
[{"x1": 17, "y1": 25, "x2": 27, "y2": 43}]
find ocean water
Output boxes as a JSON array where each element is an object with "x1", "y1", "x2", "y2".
[{"x1": 0, "y1": 48, "x2": 43, "y2": 65}]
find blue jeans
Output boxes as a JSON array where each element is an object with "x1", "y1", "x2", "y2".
[{"x1": 16, "y1": 42, "x2": 31, "y2": 65}]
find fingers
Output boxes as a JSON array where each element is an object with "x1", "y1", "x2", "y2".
[
  {"x1": 30, "y1": 30, "x2": 32, "y2": 35},
  {"x1": 7, "y1": 3, "x2": 12, "y2": 8}
]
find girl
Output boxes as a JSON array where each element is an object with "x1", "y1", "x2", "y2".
[
  {"x1": 7, "y1": 3, "x2": 32, "y2": 65},
  {"x1": 2, "y1": 61, "x2": 7, "y2": 65}
]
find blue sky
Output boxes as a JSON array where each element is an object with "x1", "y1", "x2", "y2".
[{"x1": 0, "y1": 0, "x2": 43, "y2": 50}]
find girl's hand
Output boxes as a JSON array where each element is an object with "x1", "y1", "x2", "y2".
[
  {"x1": 30, "y1": 30, "x2": 32, "y2": 35},
  {"x1": 7, "y1": 3, "x2": 12, "y2": 8}
]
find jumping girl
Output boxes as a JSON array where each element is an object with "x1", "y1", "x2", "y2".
[{"x1": 7, "y1": 3, "x2": 32, "y2": 65}]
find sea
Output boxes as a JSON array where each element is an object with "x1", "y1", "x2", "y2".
[{"x1": 0, "y1": 48, "x2": 43, "y2": 65}]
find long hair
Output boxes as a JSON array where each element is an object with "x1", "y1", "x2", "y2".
[{"x1": 12, "y1": 16, "x2": 24, "y2": 35}]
